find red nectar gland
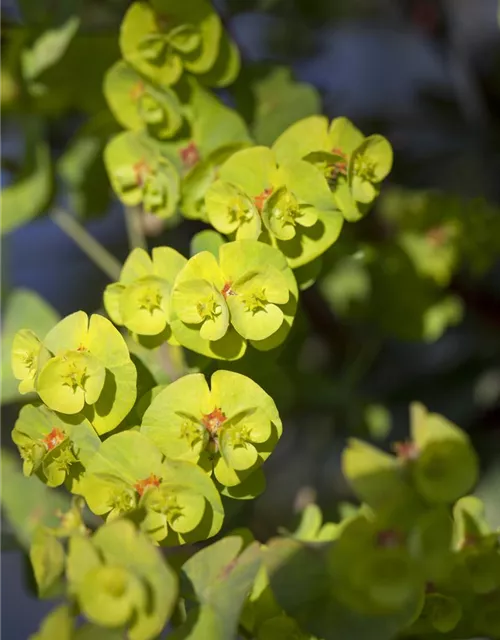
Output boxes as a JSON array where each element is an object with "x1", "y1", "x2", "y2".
[
  {"x1": 221, "y1": 282, "x2": 236, "y2": 298},
  {"x1": 202, "y1": 408, "x2": 227, "y2": 435},
  {"x1": 43, "y1": 428, "x2": 66, "y2": 451},
  {"x1": 393, "y1": 440, "x2": 420, "y2": 461},
  {"x1": 130, "y1": 80, "x2": 145, "y2": 102},
  {"x1": 133, "y1": 159, "x2": 151, "y2": 187},
  {"x1": 376, "y1": 529, "x2": 404, "y2": 549},
  {"x1": 426, "y1": 226, "x2": 448, "y2": 247},
  {"x1": 77, "y1": 343, "x2": 87, "y2": 352},
  {"x1": 179, "y1": 142, "x2": 200, "y2": 170},
  {"x1": 134, "y1": 473, "x2": 162, "y2": 496},
  {"x1": 253, "y1": 187, "x2": 273, "y2": 213}
]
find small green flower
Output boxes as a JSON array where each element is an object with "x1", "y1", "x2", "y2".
[
  {"x1": 104, "y1": 131, "x2": 180, "y2": 219},
  {"x1": 104, "y1": 61, "x2": 184, "y2": 139},
  {"x1": 37, "y1": 350, "x2": 106, "y2": 414},
  {"x1": 120, "y1": 0, "x2": 230, "y2": 86},
  {"x1": 66, "y1": 520, "x2": 178, "y2": 638},
  {"x1": 170, "y1": 240, "x2": 297, "y2": 359},
  {"x1": 104, "y1": 246, "x2": 187, "y2": 341},
  {"x1": 11, "y1": 329, "x2": 43, "y2": 394},
  {"x1": 78, "y1": 430, "x2": 223, "y2": 544},
  {"x1": 204, "y1": 146, "x2": 343, "y2": 268},
  {"x1": 12, "y1": 403, "x2": 99, "y2": 488},
  {"x1": 141, "y1": 370, "x2": 282, "y2": 489},
  {"x1": 31, "y1": 311, "x2": 137, "y2": 435},
  {"x1": 272, "y1": 115, "x2": 393, "y2": 222},
  {"x1": 410, "y1": 403, "x2": 479, "y2": 504}
]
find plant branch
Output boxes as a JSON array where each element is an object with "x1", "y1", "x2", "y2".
[
  {"x1": 50, "y1": 207, "x2": 122, "y2": 281},
  {"x1": 124, "y1": 205, "x2": 147, "y2": 251}
]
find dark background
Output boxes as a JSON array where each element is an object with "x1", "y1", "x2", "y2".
[{"x1": 2, "y1": 1, "x2": 500, "y2": 637}]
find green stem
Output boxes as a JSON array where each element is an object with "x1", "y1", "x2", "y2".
[
  {"x1": 50, "y1": 208, "x2": 122, "y2": 281},
  {"x1": 124, "y1": 205, "x2": 147, "y2": 251}
]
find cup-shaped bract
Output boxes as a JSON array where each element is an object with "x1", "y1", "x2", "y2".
[
  {"x1": 329, "y1": 514, "x2": 424, "y2": 617},
  {"x1": 170, "y1": 240, "x2": 298, "y2": 359},
  {"x1": 409, "y1": 403, "x2": 479, "y2": 504},
  {"x1": 37, "y1": 351, "x2": 106, "y2": 414},
  {"x1": 11, "y1": 328, "x2": 43, "y2": 394},
  {"x1": 205, "y1": 146, "x2": 343, "y2": 268},
  {"x1": 12, "y1": 404, "x2": 100, "y2": 488},
  {"x1": 78, "y1": 430, "x2": 223, "y2": 544},
  {"x1": 173, "y1": 84, "x2": 250, "y2": 221},
  {"x1": 104, "y1": 131, "x2": 180, "y2": 219},
  {"x1": 67, "y1": 519, "x2": 178, "y2": 640},
  {"x1": 104, "y1": 246, "x2": 187, "y2": 342},
  {"x1": 35, "y1": 312, "x2": 137, "y2": 435},
  {"x1": 419, "y1": 593, "x2": 462, "y2": 634},
  {"x1": 206, "y1": 180, "x2": 261, "y2": 239},
  {"x1": 141, "y1": 370, "x2": 282, "y2": 490},
  {"x1": 104, "y1": 61, "x2": 184, "y2": 139},
  {"x1": 272, "y1": 115, "x2": 393, "y2": 223},
  {"x1": 120, "y1": 0, "x2": 229, "y2": 87},
  {"x1": 341, "y1": 438, "x2": 414, "y2": 513}
]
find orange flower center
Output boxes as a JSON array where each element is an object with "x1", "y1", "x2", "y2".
[
  {"x1": 130, "y1": 80, "x2": 145, "y2": 101},
  {"x1": 254, "y1": 187, "x2": 273, "y2": 213},
  {"x1": 179, "y1": 142, "x2": 200, "y2": 170},
  {"x1": 376, "y1": 529, "x2": 404, "y2": 548},
  {"x1": 43, "y1": 428, "x2": 66, "y2": 451},
  {"x1": 133, "y1": 159, "x2": 151, "y2": 186},
  {"x1": 393, "y1": 441, "x2": 419, "y2": 461},
  {"x1": 202, "y1": 408, "x2": 227, "y2": 434},
  {"x1": 134, "y1": 473, "x2": 162, "y2": 496},
  {"x1": 426, "y1": 226, "x2": 448, "y2": 247},
  {"x1": 221, "y1": 281, "x2": 236, "y2": 298}
]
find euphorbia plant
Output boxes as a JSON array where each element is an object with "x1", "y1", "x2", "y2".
[{"x1": 5, "y1": 2, "x2": 500, "y2": 640}]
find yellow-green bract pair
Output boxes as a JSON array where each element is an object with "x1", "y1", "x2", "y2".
[
  {"x1": 140, "y1": 369, "x2": 283, "y2": 497},
  {"x1": 272, "y1": 115, "x2": 393, "y2": 223},
  {"x1": 78, "y1": 371, "x2": 281, "y2": 541},
  {"x1": 342, "y1": 402, "x2": 479, "y2": 512},
  {"x1": 11, "y1": 312, "x2": 137, "y2": 435},
  {"x1": 65, "y1": 520, "x2": 177, "y2": 640},
  {"x1": 203, "y1": 117, "x2": 392, "y2": 269},
  {"x1": 104, "y1": 240, "x2": 298, "y2": 360},
  {"x1": 119, "y1": 0, "x2": 240, "y2": 89}
]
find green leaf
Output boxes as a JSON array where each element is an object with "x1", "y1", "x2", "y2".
[
  {"x1": 190, "y1": 83, "x2": 250, "y2": 157},
  {"x1": 1, "y1": 449, "x2": 71, "y2": 548},
  {"x1": 173, "y1": 537, "x2": 262, "y2": 640},
  {"x1": 1, "y1": 120, "x2": 53, "y2": 234},
  {"x1": 239, "y1": 67, "x2": 322, "y2": 147},
  {"x1": 22, "y1": 16, "x2": 80, "y2": 81},
  {"x1": 57, "y1": 112, "x2": 119, "y2": 218},
  {"x1": 29, "y1": 605, "x2": 74, "y2": 640},
  {"x1": 2, "y1": 289, "x2": 59, "y2": 404},
  {"x1": 30, "y1": 527, "x2": 65, "y2": 598}
]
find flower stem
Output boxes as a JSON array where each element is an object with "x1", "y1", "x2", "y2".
[
  {"x1": 50, "y1": 208, "x2": 122, "y2": 281},
  {"x1": 124, "y1": 204, "x2": 147, "y2": 251}
]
